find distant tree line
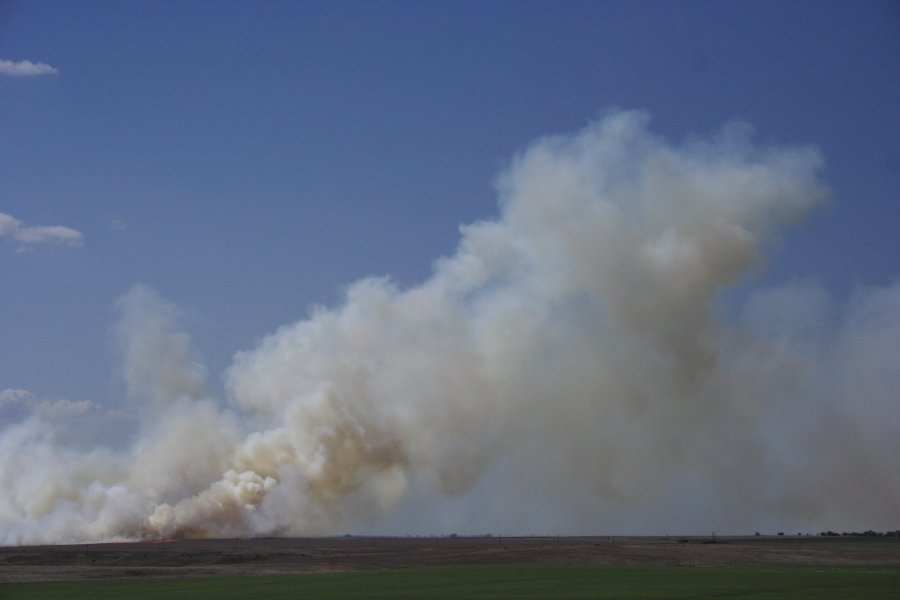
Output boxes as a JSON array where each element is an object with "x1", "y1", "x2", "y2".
[{"x1": 817, "y1": 530, "x2": 900, "y2": 537}]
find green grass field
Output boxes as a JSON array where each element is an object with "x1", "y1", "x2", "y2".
[{"x1": 2, "y1": 565, "x2": 898, "y2": 599}]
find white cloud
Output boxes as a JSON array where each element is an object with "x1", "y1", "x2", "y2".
[
  {"x1": 0, "y1": 212, "x2": 83, "y2": 250},
  {"x1": 35, "y1": 398, "x2": 99, "y2": 419},
  {"x1": 109, "y1": 219, "x2": 128, "y2": 231},
  {"x1": 0, "y1": 388, "x2": 34, "y2": 406},
  {"x1": 0, "y1": 213, "x2": 20, "y2": 237},
  {"x1": 0, "y1": 59, "x2": 58, "y2": 77},
  {"x1": 0, "y1": 388, "x2": 112, "y2": 419},
  {"x1": 14, "y1": 225, "x2": 83, "y2": 245}
]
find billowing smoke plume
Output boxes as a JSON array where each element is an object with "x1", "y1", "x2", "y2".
[{"x1": 1, "y1": 111, "x2": 897, "y2": 544}]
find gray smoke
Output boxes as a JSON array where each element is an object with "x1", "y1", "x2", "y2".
[{"x1": 1, "y1": 110, "x2": 897, "y2": 544}]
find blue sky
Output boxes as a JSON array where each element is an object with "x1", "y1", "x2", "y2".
[
  {"x1": 0, "y1": 0, "x2": 897, "y2": 411},
  {"x1": 1, "y1": 0, "x2": 899, "y2": 539},
  {"x1": 3, "y1": 0, "x2": 897, "y2": 407}
]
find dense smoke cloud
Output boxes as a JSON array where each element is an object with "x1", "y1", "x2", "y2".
[{"x1": 1, "y1": 110, "x2": 897, "y2": 544}]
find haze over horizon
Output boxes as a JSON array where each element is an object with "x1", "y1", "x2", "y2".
[{"x1": 1, "y1": 1, "x2": 898, "y2": 543}]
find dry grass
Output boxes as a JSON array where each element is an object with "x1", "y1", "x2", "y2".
[{"x1": 2, "y1": 535, "x2": 898, "y2": 583}]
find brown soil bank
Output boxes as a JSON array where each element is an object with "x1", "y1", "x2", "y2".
[{"x1": 1, "y1": 535, "x2": 898, "y2": 583}]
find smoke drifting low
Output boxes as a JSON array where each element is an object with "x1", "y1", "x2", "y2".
[{"x1": 2, "y1": 111, "x2": 897, "y2": 544}]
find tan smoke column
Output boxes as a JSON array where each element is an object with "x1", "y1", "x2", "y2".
[{"x1": 1, "y1": 110, "x2": 897, "y2": 543}]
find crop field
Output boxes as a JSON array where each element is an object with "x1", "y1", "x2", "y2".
[
  {"x1": 3, "y1": 565, "x2": 899, "y2": 599},
  {"x1": 1, "y1": 536, "x2": 897, "y2": 599}
]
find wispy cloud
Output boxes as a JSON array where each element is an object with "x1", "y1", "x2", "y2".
[
  {"x1": 109, "y1": 218, "x2": 128, "y2": 231},
  {"x1": 0, "y1": 212, "x2": 83, "y2": 251},
  {"x1": 0, "y1": 59, "x2": 58, "y2": 77},
  {"x1": 0, "y1": 388, "x2": 33, "y2": 406},
  {"x1": 0, "y1": 388, "x2": 105, "y2": 419}
]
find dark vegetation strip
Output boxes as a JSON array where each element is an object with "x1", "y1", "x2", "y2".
[{"x1": 1, "y1": 565, "x2": 898, "y2": 600}]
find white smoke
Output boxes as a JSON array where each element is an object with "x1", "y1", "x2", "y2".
[
  {"x1": 115, "y1": 285, "x2": 208, "y2": 406},
  {"x1": 1, "y1": 110, "x2": 897, "y2": 544}
]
